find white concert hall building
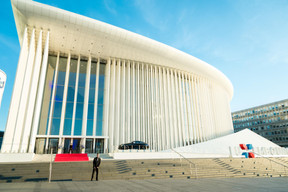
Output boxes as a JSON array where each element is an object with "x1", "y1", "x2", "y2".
[{"x1": 2, "y1": 0, "x2": 234, "y2": 154}]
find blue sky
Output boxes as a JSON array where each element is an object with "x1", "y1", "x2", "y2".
[{"x1": 1, "y1": 0, "x2": 288, "y2": 132}]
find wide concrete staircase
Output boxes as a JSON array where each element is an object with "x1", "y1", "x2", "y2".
[{"x1": 1, "y1": 157, "x2": 288, "y2": 183}]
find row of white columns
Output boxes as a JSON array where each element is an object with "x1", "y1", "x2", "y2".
[
  {"x1": 2, "y1": 28, "x2": 233, "y2": 154},
  {"x1": 1, "y1": 28, "x2": 50, "y2": 153},
  {"x1": 103, "y1": 58, "x2": 233, "y2": 152},
  {"x1": 44, "y1": 54, "x2": 106, "y2": 153}
]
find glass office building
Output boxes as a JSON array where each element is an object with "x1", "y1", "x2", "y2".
[
  {"x1": 2, "y1": 0, "x2": 234, "y2": 154},
  {"x1": 232, "y1": 99, "x2": 288, "y2": 148}
]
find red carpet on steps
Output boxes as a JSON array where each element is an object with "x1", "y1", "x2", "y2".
[{"x1": 54, "y1": 153, "x2": 89, "y2": 162}]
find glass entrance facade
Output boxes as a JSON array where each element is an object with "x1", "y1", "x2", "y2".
[{"x1": 35, "y1": 54, "x2": 106, "y2": 154}]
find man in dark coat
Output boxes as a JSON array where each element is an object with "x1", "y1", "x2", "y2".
[{"x1": 91, "y1": 153, "x2": 101, "y2": 181}]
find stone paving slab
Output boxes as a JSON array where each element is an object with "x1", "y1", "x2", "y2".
[{"x1": 0, "y1": 177, "x2": 287, "y2": 192}]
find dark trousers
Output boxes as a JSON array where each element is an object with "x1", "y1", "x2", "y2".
[{"x1": 91, "y1": 167, "x2": 99, "y2": 181}]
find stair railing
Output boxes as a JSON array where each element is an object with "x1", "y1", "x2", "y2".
[
  {"x1": 170, "y1": 148, "x2": 198, "y2": 179},
  {"x1": 253, "y1": 151, "x2": 288, "y2": 176}
]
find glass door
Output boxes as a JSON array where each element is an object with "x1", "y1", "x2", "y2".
[
  {"x1": 85, "y1": 139, "x2": 93, "y2": 153},
  {"x1": 72, "y1": 138, "x2": 81, "y2": 153},
  {"x1": 63, "y1": 138, "x2": 71, "y2": 153},
  {"x1": 95, "y1": 139, "x2": 104, "y2": 153},
  {"x1": 48, "y1": 138, "x2": 58, "y2": 154}
]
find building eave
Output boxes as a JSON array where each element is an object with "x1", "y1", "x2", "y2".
[{"x1": 11, "y1": 0, "x2": 233, "y2": 99}]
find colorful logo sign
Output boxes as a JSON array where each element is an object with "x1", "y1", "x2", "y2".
[{"x1": 239, "y1": 144, "x2": 255, "y2": 158}]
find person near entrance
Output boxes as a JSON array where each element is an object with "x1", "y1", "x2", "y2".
[
  {"x1": 69, "y1": 144, "x2": 73, "y2": 154},
  {"x1": 91, "y1": 153, "x2": 101, "y2": 181}
]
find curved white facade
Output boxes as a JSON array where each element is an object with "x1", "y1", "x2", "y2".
[
  {"x1": 2, "y1": 0, "x2": 234, "y2": 154},
  {"x1": 0, "y1": 69, "x2": 6, "y2": 109}
]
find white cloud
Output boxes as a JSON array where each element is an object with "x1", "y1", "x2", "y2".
[
  {"x1": 0, "y1": 34, "x2": 19, "y2": 53},
  {"x1": 104, "y1": 0, "x2": 117, "y2": 15}
]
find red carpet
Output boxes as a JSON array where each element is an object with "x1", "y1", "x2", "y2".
[{"x1": 54, "y1": 153, "x2": 89, "y2": 162}]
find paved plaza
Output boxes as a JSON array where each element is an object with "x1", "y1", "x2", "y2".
[{"x1": 0, "y1": 177, "x2": 287, "y2": 192}]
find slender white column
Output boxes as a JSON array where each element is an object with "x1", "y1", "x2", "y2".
[
  {"x1": 81, "y1": 56, "x2": 91, "y2": 152},
  {"x1": 154, "y1": 66, "x2": 160, "y2": 151},
  {"x1": 93, "y1": 58, "x2": 100, "y2": 136},
  {"x1": 71, "y1": 57, "x2": 80, "y2": 137},
  {"x1": 162, "y1": 68, "x2": 170, "y2": 149},
  {"x1": 137, "y1": 62, "x2": 140, "y2": 141},
  {"x1": 162, "y1": 68, "x2": 169, "y2": 149},
  {"x1": 150, "y1": 65, "x2": 155, "y2": 149},
  {"x1": 210, "y1": 84, "x2": 218, "y2": 137},
  {"x1": 181, "y1": 72, "x2": 189, "y2": 145},
  {"x1": 139, "y1": 63, "x2": 143, "y2": 142},
  {"x1": 126, "y1": 61, "x2": 130, "y2": 143},
  {"x1": 170, "y1": 69, "x2": 178, "y2": 147},
  {"x1": 201, "y1": 78, "x2": 208, "y2": 141},
  {"x1": 188, "y1": 74, "x2": 196, "y2": 144},
  {"x1": 45, "y1": 53, "x2": 60, "y2": 151},
  {"x1": 199, "y1": 79, "x2": 206, "y2": 140},
  {"x1": 174, "y1": 70, "x2": 182, "y2": 146},
  {"x1": 132, "y1": 61, "x2": 135, "y2": 141},
  {"x1": 114, "y1": 59, "x2": 121, "y2": 147},
  {"x1": 204, "y1": 79, "x2": 212, "y2": 139},
  {"x1": 12, "y1": 29, "x2": 36, "y2": 153},
  {"x1": 196, "y1": 77, "x2": 204, "y2": 142},
  {"x1": 166, "y1": 69, "x2": 174, "y2": 148},
  {"x1": 158, "y1": 67, "x2": 165, "y2": 150},
  {"x1": 102, "y1": 58, "x2": 111, "y2": 153},
  {"x1": 121, "y1": 60, "x2": 125, "y2": 144},
  {"x1": 58, "y1": 53, "x2": 71, "y2": 153},
  {"x1": 208, "y1": 81, "x2": 217, "y2": 138},
  {"x1": 20, "y1": 30, "x2": 43, "y2": 153},
  {"x1": 178, "y1": 71, "x2": 186, "y2": 146},
  {"x1": 210, "y1": 81, "x2": 217, "y2": 138},
  {"x1": 146, "y1": 64, "x2": 150, "y2": 145},
  {"x1": 184, "y1": 73, "x2": 192, "y2": 144},
  {"x1": 29, "y1": 31, "x2": 50, "y2": 153},
  {"x1": 108, "y1": 59, "x2": 116, "y2": 152},
  {"x1": 2, "y1": 28, "x2": 29, "y2": 153},
  {"x1": 192, "y1": 76, "x2": 201, "y2": 143},
  {"x1": 141, "y1": 63, "x2": 145, "y2": 143}
]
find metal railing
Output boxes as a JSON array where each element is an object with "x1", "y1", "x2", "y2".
[
  {"x1": 170, "y1": 148, "x2": 198, "y2": 179},
  {"x1": 253, "y1": 151, "x2": 288, "y2": 176}
]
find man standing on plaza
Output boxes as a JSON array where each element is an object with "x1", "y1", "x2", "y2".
[{"x1": 91, "y1": 153, "x2": 101, "y2": 181}]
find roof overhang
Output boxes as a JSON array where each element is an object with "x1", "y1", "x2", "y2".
[{"x1": 11, "y1": 0, "x2": 233, "y2": 100}]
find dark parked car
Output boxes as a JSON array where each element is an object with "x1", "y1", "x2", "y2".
[{"x1": 118, "y1": 141, "x2": 149, "y2": 150}]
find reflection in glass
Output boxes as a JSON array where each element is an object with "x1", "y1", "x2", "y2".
[
  {"x1": 72, "y1": 138, "x2": 81, "y2": 153},
  {"x1": 87, "y1": 120, "x2": 93, "y2": 136},
  {"x1": 74, "y1": 119, "x2": 82, "y2": 136},
  {"x1": 35, "y1": 138, "x2": 46, "y2": 154},
  {"x1": 38, "y1": 55, "x2": 56, "y2": 135},
  {"x1": 95, "y1": 139, "x2": 104, "y2": 153},
  {"x1": 75, "y1": 103, "x2": 84, "y2": 119},
  {"x1": 88, "y1": 104, "x2": 94, "y2": 120},
  {"x1": 48, "y1": 138, "x2": 58, "y2": 154},
  {"x1": 66, "y1": 87, "x2": 75, "y2": 102},
  {"x1": 63, "y1": 119, "x2": 72, "y2": 135},
  {"x1": 53, "y1": 101, "x2": 62, "y2": 118},
  {"x1": 65, "y1": 103, "x2": 74, "y2": 119},
  {"x1": 96, "y1": 120, "x2": 103, "y2": 136},
  {"x1": 63, "y1": 138, "x2": 71, "y2": 153},
  {"x1": 51, "y1": 118, "x2": 60, "y2": 135},
  {"x1": 37, "y1": 56, "x2": 107, "y2": 153},
  {"x1": 85, "y1": 139, "x2": 93, "y2": 153}
]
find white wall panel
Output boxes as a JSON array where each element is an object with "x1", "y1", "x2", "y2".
[
  {"x1": 102, "y1": 58, "x2": 111, "y2": 152},
  {"x1": 29, "y1": 31, "x2": 50, "y2": 153},
  {"x1": 12, "y1": 29, "x2": 36, "y2": 152},
  {"x1": 71, "y1": 57, "x2": 80, "y2": 138},
  {"x1": 20, "y1": 30, "x2": 43, "y2": 153},
  {"x1": 108, "y1": 59, "x2": 116, "y2": 151}
]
